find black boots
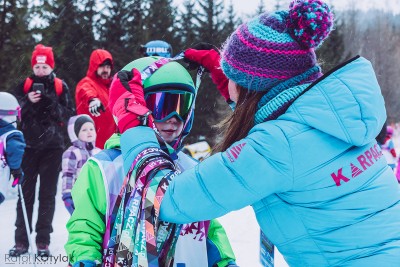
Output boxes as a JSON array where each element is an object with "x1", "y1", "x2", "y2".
[
  {"x1": 9, "y1": 243, "x2": 50, "y2": 257},
  {"x1": 9, "y1": 243, "x2": 28, "y2": 257},
  {"x1": 36, "y1": 243, "x2": 50, "y2": 257}
]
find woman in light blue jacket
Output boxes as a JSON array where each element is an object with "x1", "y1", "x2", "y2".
[{"x1": 110, "y1": 0, "x2": 400, "y2": 266}]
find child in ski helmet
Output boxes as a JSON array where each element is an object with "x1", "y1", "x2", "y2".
[
  {"x1": 0, "y1": 92, "x2": 25, "y2": 204},
  {"x1": 65, "y1": 57, "x2": 237, "y2": 267},
  {"x1": 61, "y1": 115, "x2": 101, "y2": 215},
  {"x1": 111, "y1": 0, "x2": 400, "y2": 266}
]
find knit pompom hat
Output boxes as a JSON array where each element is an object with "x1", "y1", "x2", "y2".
[
  {"x1": 220, "y1": 0, "x2": 334, "y2": 93},
  {"x1": 31, "y1": 44, "x2": 55, "y2": 69}
]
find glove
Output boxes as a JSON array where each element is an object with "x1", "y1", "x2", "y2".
[
  {"x1": 62, "y1": 193, "x2": 75, "y2": 215},
  {"x1": 10, "y1": 168, "x2": 24, "y2": 187},
  {"x1": 72, "y1": 260, "x2": 99, "y2": 267},
  {"x1": 109, "y1": 69, "x2": 151, "y2": 133},
  {"x1": 88, "y1": 98, "x2": 105, "y2": 117},
  {"x1": 184, "y1": 42, "x2": 230, "y2": 101}
]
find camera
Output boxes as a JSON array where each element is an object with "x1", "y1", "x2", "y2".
[{"x1": 32, "y1": 83, "x2": 44, "y2": 94}]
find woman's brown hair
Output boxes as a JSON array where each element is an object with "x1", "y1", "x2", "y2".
[{"x1": 213, "y1": 85, "x2": 265, "y2": 153}]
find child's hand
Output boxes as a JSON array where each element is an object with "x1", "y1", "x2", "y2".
[
  {"x1": 62, "y1": 194, "x2": 75, "y2": 215},
  {"x1": 72, "y1": 260, "x2": 98, "y2": 267}
]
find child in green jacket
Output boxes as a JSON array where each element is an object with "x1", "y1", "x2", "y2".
[{"x1": 65, "y1": 57, "x2": 237, "y2": 267}]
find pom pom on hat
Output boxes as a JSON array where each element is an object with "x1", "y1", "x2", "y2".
[
  {"x1": 31, "y1": 44, "x2": 55, "y2": 69},
  {"x1": 287, "y1": 0, "x2": 334, "y2": 49},
  {"x1": 220, "y1": 0, "x2": 334, "y2": 92}
]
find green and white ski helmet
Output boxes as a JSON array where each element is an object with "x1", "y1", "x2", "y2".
[{"x1": 122, "y1": 56, "x2": 195, "y2": 95}]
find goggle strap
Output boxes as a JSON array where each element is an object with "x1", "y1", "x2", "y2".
[
  {"x1": 0, "y1": 108, "x2": 21, "y2": 121},
  {"x1": 172, "y1": 67, "x2": 204, "y2": 150},
  {"x1": 0, "y1": 109, "x2": 19, "y2": 116},
  {"x1": 140, "y1": 53, "x2": 185, "y2": 82},
  {"x1": 148, "y1": 118, "x2": 178, "y2": 158}
]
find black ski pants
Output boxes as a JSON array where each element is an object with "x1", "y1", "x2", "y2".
[{"x1": 15, "y1": 148, "x2": 63, "y2": 246}]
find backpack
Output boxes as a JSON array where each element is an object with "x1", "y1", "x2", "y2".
[
  {"x1": 0, "y1": 130, "x2": 21, "y2": 197},
  {"x1": 23, "y1": 77, "x2": 63, "y2": 96}
]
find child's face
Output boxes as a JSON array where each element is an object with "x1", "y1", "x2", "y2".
[
  {"x1": 154, "y1": 116, "x2": 184, "y2": 144},
  {"x1": 78, "y1": 122, "x2": 96, "y2": 143}
]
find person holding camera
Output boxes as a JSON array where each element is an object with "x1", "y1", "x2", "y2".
[
  {"x1": 75, "y1": 49, "x2": 116, "y2": 149},
  {"x1": 10, "y1": 44, "x2": 74, "y2": 257}
]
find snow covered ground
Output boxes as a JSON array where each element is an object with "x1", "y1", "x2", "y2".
[{"x1": 0, "y1": 177, "x2": 288, "y2": 267}]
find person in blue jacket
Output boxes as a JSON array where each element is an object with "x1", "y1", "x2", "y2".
[
  {"x1": 0, "y1": 92, "x2": 26, "y2": 204},
  {"x1": 110, "y1": 0, "x2": 400, "y2": 266}
]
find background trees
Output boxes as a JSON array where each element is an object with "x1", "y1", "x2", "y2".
[{"x1": 1, "y1": 0, "x2": 400, "y2": 142}]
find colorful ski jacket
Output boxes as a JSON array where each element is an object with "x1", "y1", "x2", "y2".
[
  {"x1": 65, "y1": 134, "x2": 236, "y2": 266},
  {"x1": 75, "y1": 49, "x2": 116, "y2": 149},
  {"x1": 120, "y1": 57, "x2": 400, "y2": 266},
  {"x1": 0, "y1": 120, "x2": 25, "y2": 171},
  {"x1": 61, "y1": 115, "x2": 101, "y2": 199},
  {"x1": 0, "y1": 120, "x2": 25, "y2": 200}
]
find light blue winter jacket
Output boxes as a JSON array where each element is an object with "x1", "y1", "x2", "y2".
[{"x1": 120, "y1": 57, "x2": 400, "y2": 266}]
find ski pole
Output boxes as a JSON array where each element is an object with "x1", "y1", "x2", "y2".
[{"x1": 18, "y1": 184, "x2": 37, "y2": 267}]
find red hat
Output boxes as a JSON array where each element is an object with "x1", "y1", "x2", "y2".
[{"x1": 31, "y1": 44, "x2": 55, "y2": 69}]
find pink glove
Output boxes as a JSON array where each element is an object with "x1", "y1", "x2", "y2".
[
  {"x1": 109, "y1": 69, "x2": 151, "y2": 133},
  {"x1": 184, "y1": 43, "x2": 230, "y2": 101}
]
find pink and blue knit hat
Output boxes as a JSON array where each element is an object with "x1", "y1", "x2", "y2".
[{"x1": 221, "y1": 0, "x2": 334, "y2": 93}]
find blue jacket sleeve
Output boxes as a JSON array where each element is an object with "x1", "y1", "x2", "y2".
[
  {"x1": 120, "y1": 125, "x2": 293, "y2": 224},
  {"x1": 120, "y1": 127, "x2": 160, "y2": 175},
  {"x1": 6, "y1": 132, "x2": 26, "y2": 170}
]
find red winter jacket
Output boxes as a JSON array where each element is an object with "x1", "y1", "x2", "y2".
[{"x1": 75, "y1": 49, "x2": 116, "y2": 149}]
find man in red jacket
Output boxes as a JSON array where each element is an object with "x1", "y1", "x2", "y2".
[{"x1": 75, "y1": 49, "x2": 116, "y2": 149}]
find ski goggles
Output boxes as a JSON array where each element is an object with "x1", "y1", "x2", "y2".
[
  {"x1": 0, "y1": 107, "x2": 21, "y2": 121},
  {"x1": 145, "y1": 91, "x2": 194, "y2": 122}
]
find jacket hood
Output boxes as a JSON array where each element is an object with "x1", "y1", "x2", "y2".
[
  {"x1": 67, "y1": 115, "x2": 96, "y2": 148},
  {"x1": 281, "y1": 56, "x2": 386, "y2": 146},
  {"x1": 104, "y1": 133, "x2": 121, "y2": 150},
  {"x1": 87, "y1": 49, "x2": 113, "y2": 83}
]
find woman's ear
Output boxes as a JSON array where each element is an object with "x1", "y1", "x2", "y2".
[{"x1": 228, "y1": 80, "x2": 239, "y2": 103}]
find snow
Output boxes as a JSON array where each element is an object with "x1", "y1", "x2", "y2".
[{"x1": 0, "y1": 176, "x2": 289, "y2": 267}]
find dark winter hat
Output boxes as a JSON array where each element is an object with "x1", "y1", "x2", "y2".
[
  {"x1": 220, "y1": 0, "x2": 334, "y2": 92},
  {"x1": 74, "y1": 115, "x2": 94, "y2": 136},
  {"x1": 100, "y1": 59, "x2": 113, "y2": 67},
  {"x1": 31, "y1": 44, "x2": 55, "y2": 69}
]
